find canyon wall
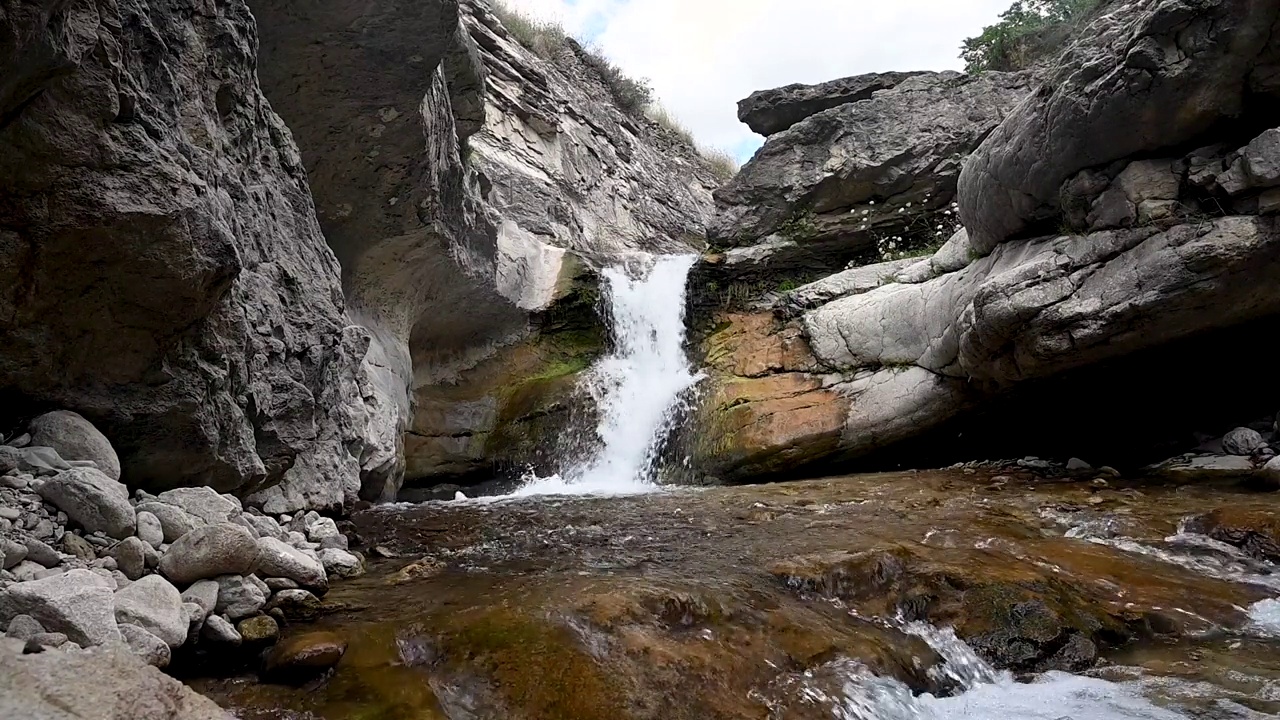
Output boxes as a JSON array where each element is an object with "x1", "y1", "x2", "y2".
[
  {"x1": 693, "y1": 0, "x2": 1280, "y2": 481},
  {"x1": 0, "y1": 0, "x2": 718, "y2": 510}
]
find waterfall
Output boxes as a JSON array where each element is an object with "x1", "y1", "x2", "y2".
[{"x1": 513, "y1": 253, "x2": 701, "y2": 497}]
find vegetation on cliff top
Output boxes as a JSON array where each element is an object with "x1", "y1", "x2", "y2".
[
  {"x1": 491, "y1": 1, "x2": 738, "y2": 181},
  {"x1": 961, "y1": 0, "x2": 1104, "y2": 72}
]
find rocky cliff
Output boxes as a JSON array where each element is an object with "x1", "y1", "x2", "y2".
[
  {"x1": 0, "y1": 0, "x2": 718, "y2": 512},
  {"x1": 693, "y1": 0, "x2": 1280, "y2": 482}
]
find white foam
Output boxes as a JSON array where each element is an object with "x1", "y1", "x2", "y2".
[{"x1": 516, "y1": 254, "x2": 700, "y2": 497}]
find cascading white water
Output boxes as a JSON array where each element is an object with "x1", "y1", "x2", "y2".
[{"x1": 513, "y1": 253, "x2": 700, "y2": 497}]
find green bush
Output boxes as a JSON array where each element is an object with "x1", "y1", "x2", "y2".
[{"x1": 961, "y1": 0, "x2": 1102, "y2": 73}]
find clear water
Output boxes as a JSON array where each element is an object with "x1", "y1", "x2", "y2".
[{"x1": 514, "y1": 253, "x2": 700, "y2": 497}]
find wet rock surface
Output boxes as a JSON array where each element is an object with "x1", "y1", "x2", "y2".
[{"x1": 191, "y1": 471, "x2": 1280, "y2": 719}]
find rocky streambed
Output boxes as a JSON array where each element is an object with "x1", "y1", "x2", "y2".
[{"x1": 191, "y1": 470, "x2": 1280, "y2": 719}]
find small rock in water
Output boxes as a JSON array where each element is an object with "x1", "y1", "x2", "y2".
[
  {"x1": 237, "y1": 614, "x2": 279, "y2": 644},
  {"x1": 1066, "y1": 457, "x2": 1091, "y2": 471},
  {"x1": 263, "y1": 631, "x2": 347, "y2": 684},
  {"x1": 454, "y1": 491, "x2": 468, "y2": 501}
]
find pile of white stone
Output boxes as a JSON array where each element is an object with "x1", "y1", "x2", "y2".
[{"x1": 0, "y1": 410, "x2": 365, "y2": 669}]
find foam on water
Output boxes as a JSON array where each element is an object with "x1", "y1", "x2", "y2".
[
  {"x1": 809, "y1": 621, "x2": 1195, "y2": 720},
  {"x1": 515, "y1": 253, "x2": 700, "y2": 498},
  {"x1": 1246, "y1": 598, "x2": 1280, "y2": 638}
]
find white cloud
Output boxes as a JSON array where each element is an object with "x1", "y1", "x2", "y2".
[{"x1": 500, "y1": 0, "x2": 1013, "y2": 162}]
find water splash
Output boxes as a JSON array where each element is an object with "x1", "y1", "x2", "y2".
[
  {"x1": 515, "y1": 254, "x2": 701, "y2": 497},
  {"x1": 1246, "y1": 598, "x2": 1280, "y2": 638}
]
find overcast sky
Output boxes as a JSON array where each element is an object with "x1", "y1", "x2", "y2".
[{"x1": 503, "y1": 0, "x2": 1014, "y2": 163}]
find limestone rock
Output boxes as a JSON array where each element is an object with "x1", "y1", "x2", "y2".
[
  {"x1": 1223, "y1": 427, "x2": 1267, "y2": 456},
  {"x1": 318, "y1": 548, "x2": 364, "y2": 579},
  {"x1": 135, "y1": 512, "x2": 165, "y2": 549},
  {"x1": 737, "y1": 71, "x2": 928, "y2": 136},
  {"x1": 959, "y1": 0, "x2": 1280, "y2": 252},
  {"x1": 7, "y1": 614, "x2": 44, "y2": 641},
  {"x1": 22, "y1": 538, "x2": 61, "y2": 569},
  {"x1": 154, "y1": 488, "x2": 240, "y2": 526},
  {"x1": 711, "y1": 71, "x2": 1030, "y2": 250},
  {"x1": 113, "y1": 575, "x2": 188, "y2": 649},
  {"x1": 158, "y1": 524, "x2": 258, "y2": 585},
  {"x1": 13, "y1": 447, "x2": 72, "y2": 476},
  {"x1": 264, "y1": 589, "x2": 323, "y2": 621},
  {"x1": 36, "y1": 468, "x2": 135, "y2": 539},
  {"x1": 119, "y1": 623, "x2": 172, "y2": 669},
  {"x1": 263, "y1": 631, "x2": 347, "y2": 683},
  {"x1": 255, "y1": 537, "x2": 328, "y2": 592},
  {"x1": 1, "y1": 538, "x2": 27, "y2": 570},
  {"x1": 0, "y1": 569, "x2": 119, "y2": 646},
  {"x1": 60, "y1": 534, "x2": 96, "y2": 562},
  {"x1": 135, "y1": 502, "x2": 199, "y2": 544},
  {"x1": 201, "y1": 615, "x2": 242, "y2": 646},
  {"x1": 237, "y1": 614, "x2": 279, "y2": 644},
  {"x1": 214, "y1": 575, "x2": 267, "y2": 620},
  {"x1": 0, "y1": 640, "x2": 232, "y2": 719},
  {"x1": 305, "y1": 516, "x2": 340, "y2": 543},
  {"x1": 110, "y1": 537, "x2": 148, "y2": 581},
  {"x1": 28, "y1": 411, "x2": 121, "y2": 482},
  {"x1": 1150, "y1": 455, "x2": 1256, "y2": 482}
]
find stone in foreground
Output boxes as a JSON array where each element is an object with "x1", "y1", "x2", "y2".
[
  {"x1": 0, "y1": 569, "x2": 119, "y2": 646},
  {"x1": 0, "y1": 637, "x2": 232, "y2": 719}
]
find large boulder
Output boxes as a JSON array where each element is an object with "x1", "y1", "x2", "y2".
[
  {"x1": 0, "y1": 569, "x2": 119, "y2": 646},
  {"x1": 28, "y1": 411, "x2": 121, "y2": 482},
  {"x1": 0, "y1": 639, "x2": 232, "y2": 719},
  {"x1": 36, "y1": 467, "x2": 135, "y2": 539},
  {"x1": 158, "y1": 524, "x2": 258, "y2": 585},
  {"x1": 959, "y1": 0, "x2": 1280, "y2": 252},
  {"x1": 114, "y1": 575, "x2": 188, "y2": 648}
]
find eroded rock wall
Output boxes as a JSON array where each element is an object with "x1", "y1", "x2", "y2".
[
  {"x1": 695, "y1": 0, "x2": 1280, "y2": 481},
  {"x1": 0, "y1": 0, "x2": 372, "y2": 510}
]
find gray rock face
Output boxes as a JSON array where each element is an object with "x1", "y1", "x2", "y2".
[
  {"x1": 0, "y1": 569, "x2": 119, "y2": 646},
  {"x1": 114, "y1": 575, "x2": 188, "y2": 649},
  {"x1": 711, "y1": 71, "x2": 1030, "y2": 251},
  {"x1": 958, "y1": 0, "x2": 1280, "y2": 253},
  {"x1": 158, "y1": 524, "x2": 258, "y2": 585},
  {"x1": 255, "y1": 537, "x2": 328, "y2": 593},
  {"x1": 0, "y1": 0, "x2": 373, "y2": 508},
  {"x1": 36, "y1": 467, "x2": 135, "y2": 540},
  {"x1": 0, "y1": 640, "x2": 233, "y2": 719},
  {"x1": 737, "y1": 71, "x2": 929, "y2": 136},
  {"x1": 28, "y1": 411, "x2": 121, "y2": 482}
]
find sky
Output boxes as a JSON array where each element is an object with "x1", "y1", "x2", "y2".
[{"x1": 503, "y1": 0, "x2": 1015, "y2": 164}]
